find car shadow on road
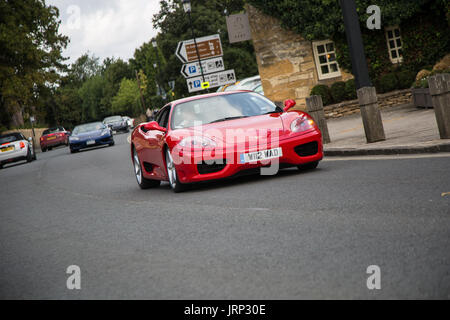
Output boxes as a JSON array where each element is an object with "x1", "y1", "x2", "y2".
[{"x1": 171, "y1": 166, "x2": 325, "y2": 193}]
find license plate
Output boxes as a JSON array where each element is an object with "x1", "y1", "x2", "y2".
[
  {"x1": 112, "y1": 130, "x2": 117, "y2": 134},
  {"x1": 240, "y1": 147, "x2": 282, "y2": 164},
  {"x1": 47, "y1": 136, "x2": 56, "y2": 140},
  {"x1": 1, "y1": 147, "x2": 14, "y2": 152},
  {"x1": 86, "y1": 140, "x2": 95, "y2": 145}
]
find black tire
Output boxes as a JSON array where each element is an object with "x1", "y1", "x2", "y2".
[
  {"x1": 109, "y1": 140, "x2": 115, "y2": 146},
  {"x1": 70, "y1": 148, "x2": 78, "y2": 154},
  {"x1": 133, "y1": 147, "x2": 161, "y2": 189},
  {"x1": 26, "y1": 148, "x2": 33, "y2": 163},
  {"x1": 297, "y1": 161, "x2": 319, "y2": 171},
  {"x1": 41, "y1": 146, "x2": 47, "y2": 152},
  {"x1": 165, "y1": 148, "x2": 185, "y2": 193},
  {"x1": 0, "y1": 163, "x2": 3, "y2": 169}
]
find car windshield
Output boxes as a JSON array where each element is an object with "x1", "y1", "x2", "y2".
[
  {"x1": 171, "y1": 92, "x2": 279, "y2": 129},
  {"x1": 73, "y1": 123, "x2": 105, "y2": 135},
  {"x1": 0, "y1": 133, "x2": 23, "y2": 144},
  {"x1": 104, "y1": 116, "x2": 122, "y2": 123},
  {"x1": 42, "y1": 127, "x2": 63, "y2": 135}
]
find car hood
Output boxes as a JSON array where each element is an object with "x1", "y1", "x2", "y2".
[
  {"x1": 170, "y1": 113, "x2": 285, "y2": 146},
  {"x1": 72, "y1": 130, "x2": 105, "y2": 139}
]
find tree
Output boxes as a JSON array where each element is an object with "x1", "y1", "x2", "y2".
[
  {"x1": 111, "y1": 78, "x2": 142, "y2": 116},
  {"x1": 152, "y1": 0, "x2": 258, "y2": 98},
  {"x1": 0, "y1": 0, "x2": 68, "y2": 128}
]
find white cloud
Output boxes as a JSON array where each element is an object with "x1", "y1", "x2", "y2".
[{"x1": 47, "y1": 0, "x2": 161, "y2": 64}]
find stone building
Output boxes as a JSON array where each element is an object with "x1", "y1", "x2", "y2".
[{"x1": 246, "y1": 4, "x2": 354, "y2": 109}]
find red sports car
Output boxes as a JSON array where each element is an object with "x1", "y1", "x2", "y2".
[
  {"x1": 40, "y1": 126, "x2": 70, "y2": 152},
  {"x1": 130, "y1": 91, "x2": 323, "y2": 192}
]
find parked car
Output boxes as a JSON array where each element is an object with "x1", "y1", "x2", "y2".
[
  {"x1": 103, "y1": 115, "x2": 129, "y2": 133},
  {"x1": 130, "y1": 91, "x2": 323, "y2": 192},
  {"x1": 40, "y1": 126, "x2": 70, "y2": 152},
  {"x1": 0, "y1": 132, "x2": 36, "y2": 169},
  {"x1": 216, "y1": 75, "x2": 261, "y2": 93},
  {"x1": 69, "y1": 122, "x2": 114, "y2": 153},
  {"x1": 122, "y1": 116, "x2": 135, "y2": 129}
]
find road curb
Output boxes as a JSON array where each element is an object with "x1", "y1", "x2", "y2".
[{"x1": 324, "y1": 143, "x2": 450, "y2": 156}]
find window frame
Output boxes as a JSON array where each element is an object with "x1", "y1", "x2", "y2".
[
  {"x1": 312, "y1": 40, "x2": 342, "y2": 80},
  {"x1": 385, "y1": 26, "x2": 403, "y2": 64}
]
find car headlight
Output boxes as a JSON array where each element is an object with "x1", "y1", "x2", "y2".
[
  {"x1": 290, "y1": 115, "x2": 315, "y2": 133},
  {"x1": 70, "y1": 136, "x2": 80, "y2": 141},
  {"x1": 101, "y1": 129, "x2": 110, "y2": 136},
  {"x1": 178, "y1": 136, "x2": 217, "y2": 148}
]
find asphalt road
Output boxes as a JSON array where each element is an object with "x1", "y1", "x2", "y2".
[{"x1": 1, "y1": 133, "x2": 449, "y2": 299}]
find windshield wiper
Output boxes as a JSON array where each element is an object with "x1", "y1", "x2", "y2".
[
  {"x1": 263, "y1": 107, "x2": 284, "y2": 115},
  {"x1": 210, "y1": 116, "x2": 248, "y2": 124}
]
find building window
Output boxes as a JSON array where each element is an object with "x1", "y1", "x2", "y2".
[
  {"x1": 312, "y1": 40, "x2": 341, "y2": 80},
  {"x1": 385, "y1": 26, "x2": 403, "y2": 64}
]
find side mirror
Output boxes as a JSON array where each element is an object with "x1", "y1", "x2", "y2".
[
  {"x1": 142, "y1": 121, "x2": 167, "y2": 133},
  {"x1": 283, "y1": 99, "x2": 296, "y2": 112}
]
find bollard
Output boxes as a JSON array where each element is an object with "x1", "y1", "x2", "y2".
[
  {"x1": 306, "y1": 95, "x2": 330, "y2": 144},
  {"x1": 357, "y1": 86, "x2": 386, "y2": 143},
  {"x1": 428, "y1": 73, "x2": 450, "y2": 139}
]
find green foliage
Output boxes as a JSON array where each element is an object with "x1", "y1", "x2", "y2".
[
  {"x1": 78, "y1": 75, "x2": 108, "y2": 122},
  {"x1": 152, "y1": 0, "x2": 258, "y2": 98},
  {"x1": 377, "y1": 73, "x2": 398, "y2": 93},
  {"x1": 310, "y1": 84, "x2": 333, "y2": 106},
  {"x1": 248, "y1": 0, "x2": 449, "y2": 91},
  {"x1": 412, "y1": 67, "x2": 450, "y2": 88},
  {"x1": 0, "y1": 0, "x2": 68, "y2": 128},
  {"x1": 111, "y1": 79, "x2": 142, "y2": 116},
  {"x1": 345, "y1": 79, "x2": 357, "y2": 100},
  {"x1": 396, "y1": 70, "x2": 416, "y2": 89},
  {"x1": 330, "y1": 81, "x2": 347, "y2": 103}
]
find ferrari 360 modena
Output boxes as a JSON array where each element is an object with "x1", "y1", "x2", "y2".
[{"x1": 130, "y1": 91, "x2": 323, "y2": 192}]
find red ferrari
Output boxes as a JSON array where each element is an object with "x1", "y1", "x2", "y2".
[{"x1": 130, "y1": 91, "x2": 323, "y2": 192}]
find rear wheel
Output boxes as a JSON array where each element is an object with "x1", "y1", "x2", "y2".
[
  {"x1": 26, "y1": 148, "x2": 33, "y2": 162},
  {"x1": 297, "y1": 161, "x2": 319, "y2": 171},
  {"x1": 41, "y1": 146, "x2": 47, "y2": 152},
  {"x1": 133, "y1": 147, "x2": 160, "y2": 189},
  {"x1": 165, "y1": 148, "x2": 185, "y2": 193}
]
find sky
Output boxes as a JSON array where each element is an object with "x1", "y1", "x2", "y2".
[{"x1": 46, "y1": 0, "x2": 162, "y2": 65}]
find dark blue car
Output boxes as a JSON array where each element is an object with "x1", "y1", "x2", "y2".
[{"x1": 69, "y1": 122, "x2": 114, "y2": 153}]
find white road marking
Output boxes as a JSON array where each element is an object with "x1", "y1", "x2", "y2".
[{"x1": 324, "y1": 153, "x2": 450, "y2": 161}]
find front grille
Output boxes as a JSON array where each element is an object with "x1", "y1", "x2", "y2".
[
  {"x1": 294, "y1": 141, "x2": 318, "y2": 157},
  {"x1": 197, "y1": 159, "x2": 227, "y2": 174}
]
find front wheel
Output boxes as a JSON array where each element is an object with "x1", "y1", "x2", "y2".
[
  {"x1": 165, "y1": 148, "x2": 185, "y2": 193},
  {"x1": 133, "y1": 147, "x2": 160, "y2": 189}
]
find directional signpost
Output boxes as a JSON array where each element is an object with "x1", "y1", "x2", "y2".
[
  {"x1": 176, "y1": 34, "x2": 223, "y2": 63},
  {"x1": 180, "y1": 57, "x2": 225, "y2": 78},
  {"x1": 176, "y1": 34, "x2": 236, "y2": 93},
  {"x1": 186, "y1": 69, "x2": 236, "y2": 93}
]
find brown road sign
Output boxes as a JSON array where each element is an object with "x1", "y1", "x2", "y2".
[{"x1": 176, "y1": 34, "x2": 223, "y2": 63}]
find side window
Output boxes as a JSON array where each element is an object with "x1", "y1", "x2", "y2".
[{"x1": 158, "y1": 106, "x2": 171, "y2": 128}]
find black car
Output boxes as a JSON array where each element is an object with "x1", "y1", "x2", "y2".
[{"x1": 102, "y1": 115, "x2": 129, "y2": 133}]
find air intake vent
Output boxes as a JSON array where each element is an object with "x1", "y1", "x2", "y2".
[
  {"x1": 197, "y1": 160, "x2": 227, "y2": 174},
  {"x1": 294, "y1": 141, "x2": 318, "y2": 157}
]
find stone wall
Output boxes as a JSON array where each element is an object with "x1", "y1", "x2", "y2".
[
  {"x1": 324, "y1": 89, "x2": 412, "y2": 119},
  {"x1": 246, "y1": 5, "x2": 353, "y2": 109}
]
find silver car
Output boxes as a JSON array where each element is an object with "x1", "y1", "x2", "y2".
[{"x1": 0, "y1": 132, "x2": 36, "y2": 169}]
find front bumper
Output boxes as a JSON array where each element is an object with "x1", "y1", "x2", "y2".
[
  {"x1": 0, "y1": 147, "x2": 28, "y2": 164},
  {"x1": 169, "y1": 129, "x2": 323, "y2": 184},
  {"x1": 69, "y1": 136, "x2": 114, "y2": 151}
]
